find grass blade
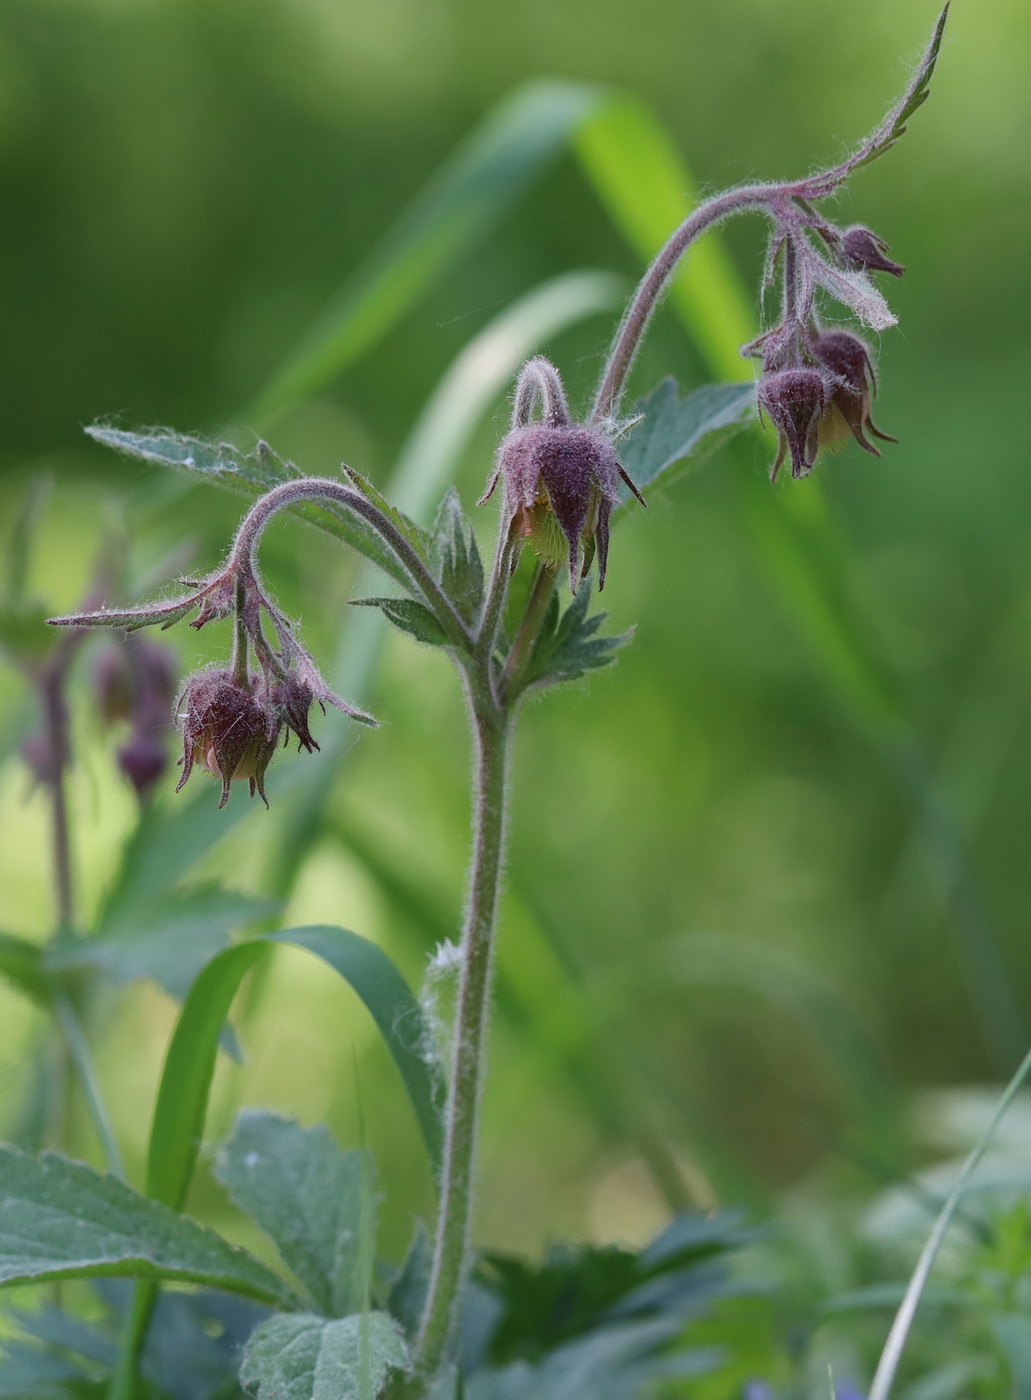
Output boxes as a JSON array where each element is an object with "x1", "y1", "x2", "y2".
[
  {"x1": 869, "y1": 1040, "x2": 1031, "y2": 1400},
  {"x1": 248, "y1": 82, "x2": 605, "y2": 424},
  {"x1": 146, "y1": 926, "x2": 442, "y2": 1217}
]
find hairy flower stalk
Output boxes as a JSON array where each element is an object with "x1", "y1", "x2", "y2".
[{"x1": 42, "y1": 14, "x2": 948, "y2": 1396}]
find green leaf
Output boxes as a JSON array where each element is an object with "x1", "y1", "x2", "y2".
[
  {"x1": 57, "y1": 888, "x2": 274, "y2": 1000},
  {"x1": 799, "y1": 5, "x2": 950, "y2": 194},
  {"x1": 215, "y1": 1112, "x2": 372, "y2": 1318},
  {"x1": 617, "y1": 380, "x2": 755, "y2": 495},
  {"x1": 993, "y1": 1315, "x2": 1031, "y2": 1400},
  {"x1": 0, "y1": 1342, "x2": 86, "y2": 1399},
  {"x1": 526, "y1": 584, "x2": 631, "y2": 691},
  {"x1": 351, "y1": 597, "x2": 450, "y2": 648},
  {"x1": 430, "y1": 488, "x2": 484, "y2": 626},
  {"x1": 240, "y1": 1312, "x2": 406, "y2": 1400},
  {"x1": 466, "y1": 1318, "x2": 716, "y2": 1400},
  {"x1": 342, "y1": 467, "x2": 431, "y2": 564},
  {"x1": 84, "y1": 424, "x2": 415, "y2": 591},
  {"x1": 0, "y1": 1145, "x2": 294, "y2": 1305},
  {"x1": 146, "y1": 926, "x2": 443, "y2": 1217},
  {"x1": 0, "y1": 931, "x2": 49, "y2": 1004},
  {"x1": 247, "y1": 81, "x2": 606, "y2": 423}
]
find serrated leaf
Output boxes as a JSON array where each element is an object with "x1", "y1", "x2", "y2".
[
  {"x1": 617, "y1": 380, "x2": 755, "y2": 495},
  {"x1": 430, "y1": 488, "x2": 485, "y2": 625},
  {"x1": 0, "y1": 931, "x2": 50, "y2": 1004},
  {"x1": 465, "y1": 1318, "x2": 717, "y2": 1400},
  {"x1": 215, "y1": 1112, "x2": 372, "y2": 1318},
  {"x1": 240, "y1": 1312, "x2": 406, "y2": 1400},
  {"x1": 796, "y1": 6, "x2": 950, "y2": 195},
  {"x1": 526, "y1": 584, "x2": 631, "y2": 691},
  {"x1": 342, "y1": 468, "x2": 431, "y2": 563},
  {"x1": 85, "y1": 425, "x2": 414, "y2": 591},
  {"x1": 352, "y1": 598, "x2": 450, "y2": 648},
  {"x1": 0, "y1": 1145, "x2": 295, "y2": 1305}
]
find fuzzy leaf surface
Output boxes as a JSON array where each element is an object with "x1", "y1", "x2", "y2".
[
  {"x1": 351, "y1": 597, "x2": 450, "y2": 648},
  {"x1": 215, "y1": 1112, "x2": 371, "y2": 1318},
  {"x1": 240, "y1": 1312, "x2": 406, "y2": 1400},
  {"x1": 797, "y1": 5, "x2": 949, "y2": 195},
  {"x1": 85, "y1": 424, "x2": 418, "y2": 591},
  {"x1": 430, "y1": 487, "x2": 485, "y2": 625},
  {"x1": 0, "y1": 1145, "x2": 294, "y2": 1305},
  {"x1": 616, "y1": 380, "x2": 755, "y2": 495},
  {"x1": 526, "y1": 584, "x2": 631, "y2": 691}
]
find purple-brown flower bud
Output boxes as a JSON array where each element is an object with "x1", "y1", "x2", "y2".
[
  {"x1": 757, "y1": 368, "x2": 831, "y2": 481},
  {"x1": 176, "y1": 667, "x2": 280, "y2": 808},
  {"x1": 268, "y1": 673, "x2": 321, "y2": 754},
  {"x1": 839, "y1": 226, "x2": 905, "y2": 279},
  {"x1": 810, "y1": 330, "x2": 896, "y2": 456},
  {"x1": 481, "y1": 423, "x2": 644, "y2": 591},
  {"x1": 117, "y1": 731, "x2": 167, "y2": 800}
]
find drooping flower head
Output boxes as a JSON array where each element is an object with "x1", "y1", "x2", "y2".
[
  {"x1": 480, "y1": 357, "x2": 645, "y2": 591},
  {"x1": 176, "y1": 666, "x2": 280, "y2": 809},
  {"x1": 757, "y1": 368, "x2": 832, "y2": 481},
  {"x1": 810, "y1": 329, "x2": 895, "y2": 456}
]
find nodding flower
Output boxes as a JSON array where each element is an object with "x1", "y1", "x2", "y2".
[
  {"x1": 481, "y1": 357, "x2": 645, "y2": 591},
  {"x1": 810, "y1": 329, "x2": 895, "y2": 457},
  {"x1": 757, "y1": 368, "x2": 832, "y2": 481}
]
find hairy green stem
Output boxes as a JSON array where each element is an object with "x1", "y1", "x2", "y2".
[
  {"x1": 500, "y1": 562, "x2": 556, "y2": 699},
  {"x1": 413, "y1": 694, "x2": 512, "y2": 1381}
]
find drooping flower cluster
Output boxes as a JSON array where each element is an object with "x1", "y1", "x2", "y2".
[
  {"x1": 747, "y1": 214, "x2": 904, "y2": 481},
  {"x1": 51, "y1": 546, "x2": 376, "y2": 808},
  {"x1": 480, "y1": 356, "x2": 645, "y2": 591}
]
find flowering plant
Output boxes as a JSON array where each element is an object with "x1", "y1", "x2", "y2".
[{"x1": 0, "y1": 10, "x2": 954, "y2": 1400}]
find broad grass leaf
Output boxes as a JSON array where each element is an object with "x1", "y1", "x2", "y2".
[
  {"x1": 0, "y1": 1145, "x2": 294, "y2": 1305},
  {"x1": 574, "y1": 92, "x2": 753, "y2": 383},
  {"x1": 215, "y1": 1112, "x2": 372, "y2": 1318},
  {"x1": 617, "y1": 380, "x2": 755, "y2": 496},
  {"x1": 247, "y1": 81, "x2": 605, "y2": 424},
  {"x1": 146, "y1": 926, "x2": 443, "y2": 1218},
  {"x1": 239, "y1": 1312, "x2": 406, "y2": 1400},
  {"x1": 0, "y1": 931, "x2": 49, "y2": 1004}
]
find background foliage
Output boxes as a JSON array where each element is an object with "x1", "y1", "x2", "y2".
[{"x1": 2, "y1": 0, "x2": 1031, "y2": 1392}]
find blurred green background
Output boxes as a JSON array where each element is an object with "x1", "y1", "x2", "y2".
[{"x1": 1, "y1": 0, "x2": 1030, "y2": 1277}]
